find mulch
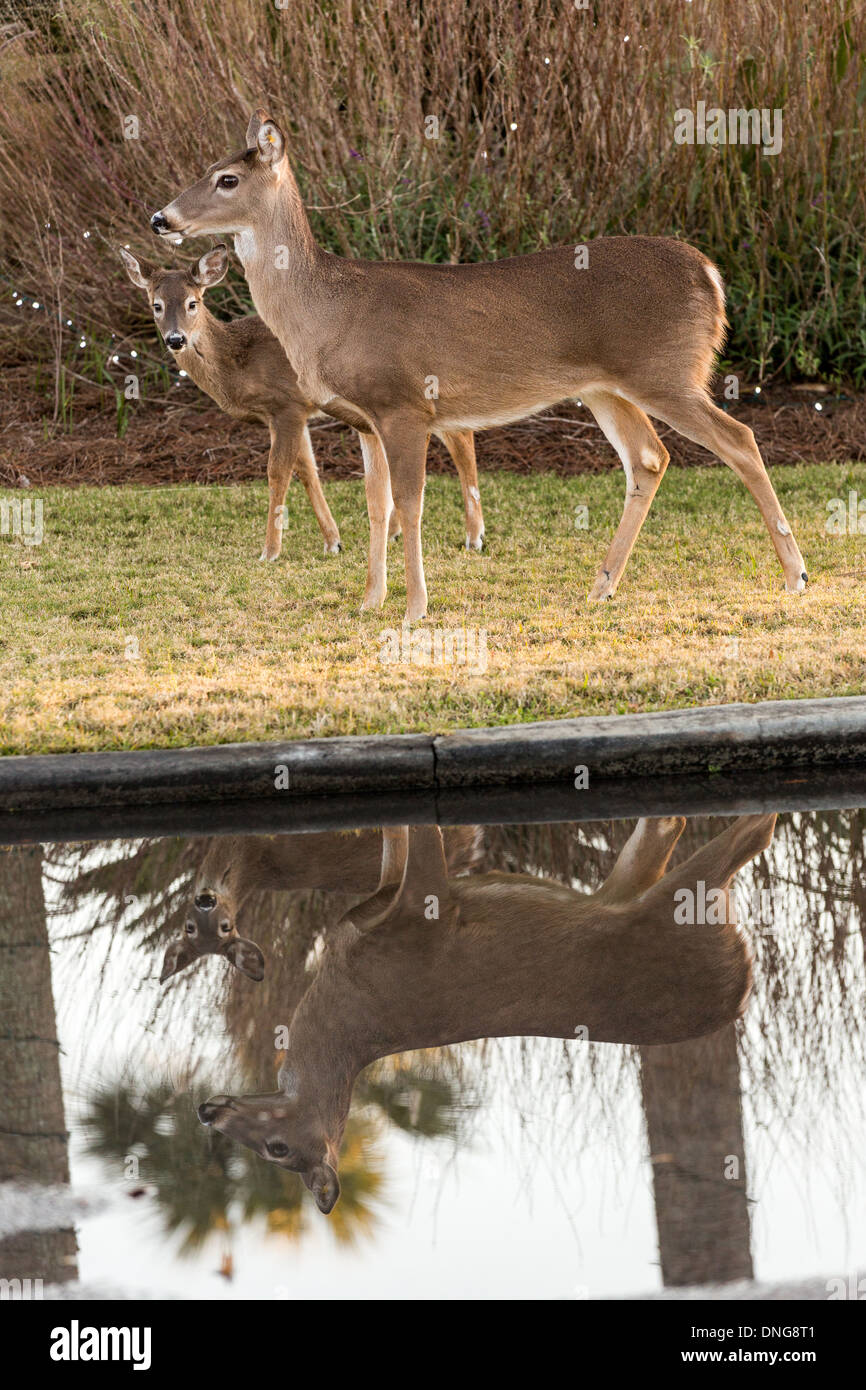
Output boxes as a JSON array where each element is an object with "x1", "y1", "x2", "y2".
[{"x1": 0, "y1": 363, "x2": 862, "y2": 489}]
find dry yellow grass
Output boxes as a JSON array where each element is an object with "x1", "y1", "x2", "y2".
[{"x1": 1, "y1": 463, "x2": 864, "y2": 754}]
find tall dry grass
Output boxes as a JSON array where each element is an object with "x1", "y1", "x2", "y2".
[{"x1": 0, "y1": 0, "x2": 864, "y2": 389}]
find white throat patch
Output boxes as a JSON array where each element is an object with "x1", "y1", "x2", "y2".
[{"x1": 233, "y1": 230, "x2": 257, "y2": 266}]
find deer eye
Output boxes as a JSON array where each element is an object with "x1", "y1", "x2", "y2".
[
  {"x1": 153, "y1": 301, "x2": 163, "y2": 314},
  {"x1": 187, "y1": 300, "x2": 197, "y2": 312},
  {"x1": 218, "y1": 921, "x2": 231, "y2": 935},
  {"x1": 217, "y1": 173, "x2": 239, "y2": 190},
  {"x1": 267, "y1": 1141, "x2": 289, "y2": 1159},
  {"x1": 185, "y1": 921, "x2": 196, "y2": 935}
]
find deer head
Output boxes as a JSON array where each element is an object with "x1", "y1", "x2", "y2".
[
  {"x1": 160, "y1": 886, "x2": 265, "y2": 983},
  {"x1": 119, "y1": 245, "x2": 228, "y2": 353},
  {"x1": 197, "y1": 1090, "x2": 341, "y2": 1213},
  {"x1": 149, "y1": 109, "x2": 290, "y2": 243}
]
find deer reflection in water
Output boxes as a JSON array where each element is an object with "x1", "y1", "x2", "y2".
[
  {"x1": 160, "y1": 828, "x2": 388, "y2": 983},
  {"x1": 160, "y1": 826, "x2": 480, "y2": 983},
  {"x1": 197, "y1": 813, "x2": 776, "y2": 1213}
]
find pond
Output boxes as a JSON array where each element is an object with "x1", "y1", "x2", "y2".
[{"x1": 1, "y1": 797, "x2": 865, "y2": 1302}]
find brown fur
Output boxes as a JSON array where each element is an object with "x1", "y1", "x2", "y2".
[
  {"x1": 121, "y1": 246, "x2": 485, "y2": 568},
  {"x1": 198, "y1": 813, "x2": 775, "y2": 1212},
  {"x1": 161, "y1": 824, "x2": 482, "y2": 982},
  {"x1": 153, "y1": 110, "x2": 806, "y2": 618}
]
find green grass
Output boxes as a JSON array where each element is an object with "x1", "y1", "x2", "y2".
[{"x1": 1, "y1": 463, "x2": 865, "y2": 754}]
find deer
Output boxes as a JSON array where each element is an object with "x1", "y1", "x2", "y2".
[
  {"x1": 119, "y1": 245, "x2": 485, "y2": 577},
  {"x1": 160, "y1": 823, "x2": 482, "y2": 984},
  {"x1": 150, "y1": 108, "x2": 807, "y2": 622},
  {"x1": 197, "y1": 812, "x2": 776, "y2": 1214}
]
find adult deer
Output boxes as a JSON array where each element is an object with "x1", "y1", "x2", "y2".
[
  {"x1": 197, "y1": 813, "x2": 775, "y2": 1213},
  {"x1": 120, "y1": 245, "x2": 485, "y2": 569},
  {"x1": 160, "y1": 824, "x2": 482, "y2": 983},
  {"x1": 151, "y1": 109, "x2": 807, "y2": 620}
]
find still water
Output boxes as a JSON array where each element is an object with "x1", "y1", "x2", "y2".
[{"x1": 2, "y1": 806, "x2": 864, "y2": 1299}]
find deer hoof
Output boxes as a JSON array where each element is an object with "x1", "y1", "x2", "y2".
[
  {"x1": 259, "y1": 546, "x2": 280, "y2": 562},
  {"x1": 588, "y1": 565, "x2": 617, "y2": 602},
  {"x1": 784, "y1": 571, "x2": 808, "y2": 593},
  {"x1": 465, "y1": 532, "x2": 484, "y2": 551},
  {"x1": 324, "y1": 539, "x2": 342, "y2": 556},
  {"x1": 588, "y1": 578, "x2": 615, "y2": 602}
]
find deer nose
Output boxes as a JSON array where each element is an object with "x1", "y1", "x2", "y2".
[
  {"x1": 195, "y1": 891, "x2": 217, "y2": 910},
  {"x1": 166, "y1": 332, "x2": 186, "y2": 350},
  {"x1": 150, "y1": 210, "x2": 170, "y2": 234}
]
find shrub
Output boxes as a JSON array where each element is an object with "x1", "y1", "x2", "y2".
[{"x1": 0, "y1": 0, "x2": 864, "y2": 388}]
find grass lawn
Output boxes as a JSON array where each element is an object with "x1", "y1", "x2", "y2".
[{"x1": 1, "y1": 462, "x2": 865, "y2": 754}]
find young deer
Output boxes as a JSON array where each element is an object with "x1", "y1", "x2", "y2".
[
  {"x1": 160, "y1": 824, "x2": 482, "y2": 984},
  {"x1": 198, "y1": 813, "x2": 775, "y2": 1213},
  {"x1": 120, "y1": 245, "x2": 485, "y2": 571},
  {"x1": 151, "y1": 108, "x2": 807, "y2": 621}
]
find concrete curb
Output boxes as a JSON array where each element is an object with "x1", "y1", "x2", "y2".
[
  {"x1": 434, "y1": 695, "x2": 866, "y2": 784},
  {"x1": 0, "y1": 732, "x2": 434, "y2": 811},
  {"x1": 1, "y1": 697, "x2": 865, "y2": 825}
]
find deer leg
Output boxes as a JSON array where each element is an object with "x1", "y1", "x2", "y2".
[
  {"x1": 582, "y1": 390, "x2": 670, "y2": 602},
  {"x1": 379, "y1": 826, "x2": 409, "y2": 887},
  {"x1": 436, "y1": 429, "x2": 485, "y2": 551},
  {"x1": 342, "y1": 827, "x2": 409, "y2": 932},
  {"x1": 343, "y1": 824, "x2": 452, "y2": 937},
  {"x1": 594, "y1": 817, "x2": 686, "y2": 906},
  {"x1": 633, "y1": 814, "x2": 777, "y2": 931},
  {"x1": 392, "y1": 826, "x2": 452, "y2": 923},
  {"x1": 375, "y1": 413, "x2": 431, "y2": 622},
  {"x1": 359, "y1": 432, "x2": 393, "y2": 610},
  {"x1": 664, "y1": 814, "x2": 778, "y2": 894},
  {"x1": 261, "y1": 416, "x2": 303, "y2": 561},
  {"x1": 294, "y1": 425, "x2": 341, "y2": 555},
  {"x1": 341, "y1": 825, "x2": 454, "y2": 936},
  {"x1": 628, "y1": 388, "x2": 807, "y2": 593}
]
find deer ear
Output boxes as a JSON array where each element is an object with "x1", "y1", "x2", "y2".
[
  {"x1": 194, "y1": 245, "x2": 228, "y2": 287},
  {"x1": 224, "y1": 937, "x2": 265, "y2": 981},
  {"x1": 305, "y1": 1162, "x2": 340, "y2": 1214},
  {"x1": 119, "y1": 247, "x2": 153, "y2": 290},
  {"x1": 246, "y1": 107, "x2": 269, "y2": 147},
  {"x1": 160, "y1": 937, "x2": 196, "y2": 983},
  {"x1": 256, "y1": 117, "x2": 286, "y2": 166}
]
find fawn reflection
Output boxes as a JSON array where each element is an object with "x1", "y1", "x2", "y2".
[
  {"x1": 197, "y1": 813, "x2": 776, "y2": 1213},
  {"x1": 160, "y1": 828, "x2": 385, "y2": 982},
  {"x1": 160, "y1": 826, "x2": 480, "y2": 983}
]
